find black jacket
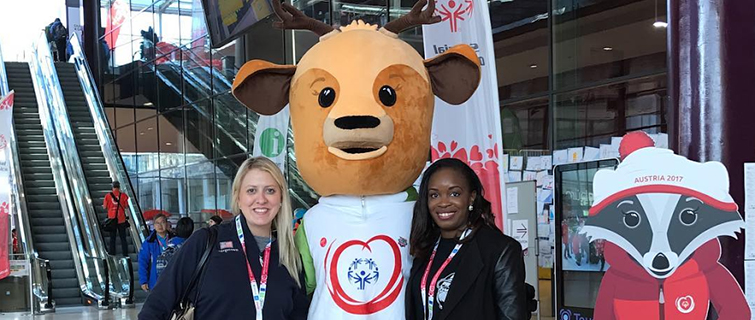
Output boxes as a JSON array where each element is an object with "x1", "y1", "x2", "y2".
[
  {"x1": 139, "y1": 216, "x2": 308, "y2": 320},
  {"x1": 406, "y1": 224, "x2": 529, "y2": 320}
]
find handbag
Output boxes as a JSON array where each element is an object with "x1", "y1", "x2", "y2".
[
  {"x1": 170, "y1": 226, "x2": 217, "y2": 320},
  {"x1": 102, "y1": 193, "x2": 123, "y2": 232}
]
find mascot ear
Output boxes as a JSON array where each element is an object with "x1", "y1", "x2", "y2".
[
  {"x1": 232, "y1": 60, "x2": 297, "y2": 115},
  {"x1": 424, "y1": 44, "x2": 481, "y2": 105}
]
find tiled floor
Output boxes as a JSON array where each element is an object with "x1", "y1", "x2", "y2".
[{"x1": 0, "y1": 305, "x2": 141, "y2": 319}]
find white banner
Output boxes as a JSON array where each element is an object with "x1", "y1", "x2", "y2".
[
  {"x1": 423, "y1": 0, "x2": 507, "y2": 231},
  {"x1": 252, "y1": 106, "x2": 290, "y2": 173},
  {"x1": 0, "y1": 91, "x2": 15, "y2": 280}
]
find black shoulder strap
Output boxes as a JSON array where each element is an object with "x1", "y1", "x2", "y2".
[
  {"x1": 177, "y1": 226, "x2": 217, "y2": 308},
  {"x1": 110, "y1": 192, "x2": 123, "y2": 219}
]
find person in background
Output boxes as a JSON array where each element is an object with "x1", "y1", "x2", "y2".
[
  {"x1": 155, "y1": 217, "x2": 194, "y2": 278},
  {"x1": 207, "y1": 215, "x2": 222, "y2": 226},
  {"x1": 12, "y1": 229, "x2": 19, "y2": 254},
  {"x1": 104, "y1": 181, "x2": 130, "y2": 256},
  {"x1": 138, "y1": 213, "x2": 173, "y2": 292},
  {"x1": 406, "y1": 158, "x2": 530, "y2": 320},
  {"x1": 139, "y1": 157, "x2": 308, "y2": 319}
]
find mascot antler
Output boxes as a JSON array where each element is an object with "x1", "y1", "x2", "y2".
[
  {"x1": 271, "y1": 0, "x2": 335, "y2": 36},
  {"x1": 383, "y1": 0, "x2": 442, "y2": 34}
]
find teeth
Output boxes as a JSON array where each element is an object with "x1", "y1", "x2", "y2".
[
  {"x1": 438, "y1": 212, "x2": 455, "y2": 218},
  {"x1": 253, "y1": 208, "x2": 268, "y2": 213}
]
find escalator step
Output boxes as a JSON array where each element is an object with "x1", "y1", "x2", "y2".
[
  {"x1": 51, "y1": 278, "x2": 78, "y2": 288},
  {"x1": 50, "y1": 288, "x2": 81, "y2": 299},
  {"x1": 24, "y1": 180, "x2": 55, "y2": 188},
  {"x1": 20, "y1": 154, "x2": 51, "y2": 161},
  {"x1": 42, "y1": 251, "x2": 73, "y2": 261},
  {"x1": 34, "y1": 233, "x2": 68, "y2": 243},
  {"x1": 53, "y1": 297, "x2": 83, "y2": 306},
  {"x1": 26, "y1": 202, "x2": 62, "y2": 210},
  {"x1": 36, "y1": 242, "x2": 71, "y2": 252},
  {"x1": 31, "y1": 217, "x2": 65, "y2": 226}
]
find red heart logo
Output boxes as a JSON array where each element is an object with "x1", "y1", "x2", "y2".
[
  {"x1": 326, "y1": 235, "x2": 403, "y2": 315},
  {"x1": 470, "y1": 145, "x2": 483, "y2": 161},
  {"x1": 451, "y1": 141, "x2": 458, "y2": 151},
  {"x1": 675, "y1": 295, "x2": 695, "y2": 314}
]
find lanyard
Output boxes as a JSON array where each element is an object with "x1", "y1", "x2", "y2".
[
  {"x1": 236, "y1": 215, "x2": 272, "y2": 320},
  {"x1": 420, "y1": 229, "x2": 471, "y2": 320}
]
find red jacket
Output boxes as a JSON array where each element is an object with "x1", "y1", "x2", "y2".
[
  {"x1": 104, "y1": 191, "x2": 129, "y2": 224},
  {"x1": 594, "y1": 240, "x2": 749, "y2": 320}
]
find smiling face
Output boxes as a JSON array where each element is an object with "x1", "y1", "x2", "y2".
[
  {"x1": 237, "y1": 169, "x2": 282, "y2": 235},
  {"x1": 288, "y1": 26, "x2": 435, "y2": 196},
  {"x1": 427, "y1": 168, "x2": 477, "y2": 237}
]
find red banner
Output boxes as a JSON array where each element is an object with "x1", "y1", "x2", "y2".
[
  {"x1": 104, "y1": 0, "x2": 128, "y2": 50},
  {"x1": 0, "y1": 91, "x2": 15, "y2": 280}
]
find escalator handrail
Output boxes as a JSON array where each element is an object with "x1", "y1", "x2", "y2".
[
  {"x1": 0, "y1": 41, "x2": 53, "y2": 312},
  {"x1": 68, "y1": 34, "x2": 148, "y2": 246},
  {"x1": 29, "y1": 32, "x2": 107, "y2": 302}
]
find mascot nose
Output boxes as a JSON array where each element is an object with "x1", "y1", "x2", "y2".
[
  {"x1": 335, "y1": 116, "x2": 380, "y2": 129},
  {"x1": 652, "y1": 253, "x2": 670, "y2": 270}
]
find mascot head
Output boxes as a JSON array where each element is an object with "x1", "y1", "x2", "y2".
[
  {"x1": 232, "y1": 0, "x2": 481, "y2": 196},
  {"x1": 582, "y1": 131, "x2": 744, "y2": 279}
]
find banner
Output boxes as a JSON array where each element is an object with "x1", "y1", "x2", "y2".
[
  {"x1": 253, "y1": 106, "x2": 290, "y2": 173},
  {"x1": 0, "y1": 91, "x2": 15, "y2": 280},
  {"x1": 104, "y1": 0, "x2": 128, "y2": 50},
  {"x1": 423, "y1": 0, "x2": 507, "y2": 231}
]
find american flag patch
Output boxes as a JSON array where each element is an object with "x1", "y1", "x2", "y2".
[{"x1": 219, "y1": 241, "x2": 234, "y2": 249}]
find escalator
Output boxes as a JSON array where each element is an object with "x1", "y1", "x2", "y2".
[
  {"x1": 55, "y1": 62, "x2": 146, "y2": 302},
  {"x1": 6, "y1": 62, "x2": 81, "y2": 306}
]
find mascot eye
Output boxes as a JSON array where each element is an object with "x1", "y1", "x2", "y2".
[
  {"x1": 679, "y1": 209, "x2": 698, "y2": 226},
  {"x1": 379, "y1": 85, "x2": 397, "y2": 106},
  {"x1": 623, "y1": 211, "x2": 641, "y2": 229},
  {"x1": 319, "y1": 87, "x2": 336, "y2": 108}
]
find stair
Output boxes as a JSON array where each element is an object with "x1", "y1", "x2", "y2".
[
  {"x1": 6, "y1": 61, "x2": 82, "y2": 306},
  {"x1": 54, "y1": 62, "x2": 146, "y2": 302}
]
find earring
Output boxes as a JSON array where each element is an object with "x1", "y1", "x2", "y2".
[{"x1": 468, "y1": 204, "x2": 474, "y2": 211}]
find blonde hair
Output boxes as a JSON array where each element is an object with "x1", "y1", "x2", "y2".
[{"x1": 231, "y1": 157, "x2": 302, "y2": 286}]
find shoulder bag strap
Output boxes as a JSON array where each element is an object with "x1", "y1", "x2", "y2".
[{"x1": 177, "y1": 226, "x2": 217, "y2": 308}]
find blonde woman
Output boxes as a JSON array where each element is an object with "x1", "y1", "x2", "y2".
[{"x1": 140, "y1": 157, "x2": 308, "y2": 320}]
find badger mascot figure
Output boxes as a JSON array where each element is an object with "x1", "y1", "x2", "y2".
[
  {"x1": 582, "y1": 131, "x2": 750, "y2": 320},
  {"x1": 231, "y1": 0, "x2": 484, "y2": 318}
]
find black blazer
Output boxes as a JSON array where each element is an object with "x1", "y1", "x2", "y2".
[{"x1": 406, "y1": 224, "x2": 529, "y2": 320}]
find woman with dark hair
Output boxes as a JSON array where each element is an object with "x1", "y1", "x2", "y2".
[{"x1": 406, "y1": 158, "x2": 529, "y2": 320}]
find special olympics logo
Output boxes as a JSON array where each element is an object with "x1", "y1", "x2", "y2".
[
  {"x1": 325, "y1": 235, "x2": 403, "y2": 315},
  {"x1": 559, "y1": 309, "x2": 572, "y2": 320},
  {"x1": 0, "y1": 202, "x2": 8, "y2": 216},
  {"x1": 675, "y1": 295, "x2": 695, "y2": 314},
  {"x1": 435, "y1": 0, "x2": 474, "y2": 32},
  {"x1": 347, "y1": 258, "x2": 379, "y2": 290}
]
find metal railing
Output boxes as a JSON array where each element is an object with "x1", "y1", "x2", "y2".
[
  {"x1": 0, "y1": 41, "x2": 55, "y2": 314},
  {"x1": 68, "y1": 34, "x2": 147, "y2": 247},
  {"x1": 30, "y1": 32, "x2": 131, "y2": 308}
]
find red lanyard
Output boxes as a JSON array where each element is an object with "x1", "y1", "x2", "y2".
[
  {"x1": 236, "y1": 215, "x2": 271, "y2": 320},
  {"x1": 419, "y1": 229, "x2": 471, "y2": 320}
]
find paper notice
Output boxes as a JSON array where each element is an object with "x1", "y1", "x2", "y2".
[
  {"x1": 526, "y1": 156, "x2": 541, "y2": 171},
  {"x1": 567, "y1": 147, "x2": 584, "y2": 163},
  {"x1": 502, "y1": 154, "x2": 509, "y2": 173},
  {"x1": 536, "y1": 171, "x2": 548, "y2": 187},
  {"x1": 510, "y1": 156, "x2": 524, "y2": 170},
  {"x1": 584, "y1": 147, "x2": 600, "y2": 161},
  {"x1": 507, "y1": 188, "x2": 519, "y2": 214},
  {"x1": 523, "y1": 171, "x2": 538, "y2": 181},
  {"x1": 745, "y1": 261, "x2": 755, "y2": 319},
  {"x1": 611, "y1": 137, "x2": 623, "y2": 147},
  {"x1": 508, "y1": 171, "x2": 522, "y2": 182},
  {"x1": 512, "y1": 219, "x2": 529, "y2": 249},
  {"x1": 541, "y1": 156, "x2": 552, "y2": 170},
  {"x1": 553, "y1": 150, "x2": 568, "y2": 166}
]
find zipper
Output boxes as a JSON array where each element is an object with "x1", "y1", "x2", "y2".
[
  {"x1": 659, "y1": 284, "x2": 665, "y2": 320},
  {"x1": 361, "y1": 196, "x2": 367, "y2": 220}
]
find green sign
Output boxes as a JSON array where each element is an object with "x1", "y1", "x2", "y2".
[{"x1": 259, "y1": 128, "x2": 285, "y2": 157}]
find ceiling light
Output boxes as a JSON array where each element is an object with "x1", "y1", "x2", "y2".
[
  {"x1": 147, "y1": 127, "x2": 153, "y2": 130},
  {"x1": 653, "y1": 21, "x2": 668, "y2": 28},
  {"x1": 529, "y1": 64, "x2": 538, "y2": 69},
  {"x1": 144, "y1": 102, "x2": 154, "y2": 106},
  {"x1": 165, "y1": 142, "x2": 173, "y2": 146},
  {"x1": 139, "y1": 132, "x2": 145, "y2": 135},
  {"x1": 603, "y1": 47, "x2": 613, "y2": 51}
]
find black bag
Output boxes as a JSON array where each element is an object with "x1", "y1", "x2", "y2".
[
  {"x1": 170, "y1": 227, "x2": 217, "y2": 320},
  {"x1": 102, "y1": 193, "x2": 124, "y2": 232}
]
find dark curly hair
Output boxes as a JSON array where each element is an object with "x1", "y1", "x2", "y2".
[{"x1": 410, "y1": 158, "x2": 495, "y2": 260}]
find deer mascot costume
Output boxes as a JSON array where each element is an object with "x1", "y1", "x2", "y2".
[{"x1": 232, "y1": 0, "x2": 481, "y2": 318}]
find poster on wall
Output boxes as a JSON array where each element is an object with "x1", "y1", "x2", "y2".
[
  {"x1": 253, "y1": 106, "x2": 290, "y2": 173},
  {"x1": 423, "y1": 0, "x2": 507, "y2": 230},
  {"x1": 581, "y1": 131, "x2": 750, "y2": 319},
  {"x1": 0, "y1": 91, "x2": 15, "y2": 280}
]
